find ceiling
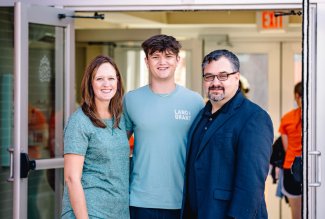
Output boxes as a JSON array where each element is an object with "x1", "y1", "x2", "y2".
[
  {"x1": 74, "y1": 10, "x2": 302, "y2": 43},
  {"x1": 74, "y1": 10, "x2": 302, "y2": 29}
]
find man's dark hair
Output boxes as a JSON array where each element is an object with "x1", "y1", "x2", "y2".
[
  {"x1": 141, "y1": 34, "x2": 181, "y2": 57},
  {"x1": 201, "y1": 49, "x2": 240, "y2": 76},
  {"x1": 294, "y1": 82, "x2": 302, "y2": 97}
]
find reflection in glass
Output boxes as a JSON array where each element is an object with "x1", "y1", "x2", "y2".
[
  {"x1": 28, "y1": 23, "x2": 64, "y2": 219},
  {"x1": 28, "y1": 169, "x2": 63, "y2": 218}
]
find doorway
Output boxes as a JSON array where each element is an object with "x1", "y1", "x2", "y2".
[
  {"x1": 0, "y1": 4, "x2": 304, "y2": 219},
  {"x1": 74, "y1": 10, "x2": 302, "y2": 219}
]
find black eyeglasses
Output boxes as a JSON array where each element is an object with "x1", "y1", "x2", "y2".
[{"x1": 203, "y1": 71, "x2": 238, "y2": 82}]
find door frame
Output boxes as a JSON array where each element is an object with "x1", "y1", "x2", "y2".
[
  {"x1": 13, "y1": 2, "x2": 74, "y2": 219},
  {"x1": 303, "y1": 3, "x2": 319, "y2": 219},
  {"x1": 313, "y1": 2, "x2": 325, "y2": 217}
]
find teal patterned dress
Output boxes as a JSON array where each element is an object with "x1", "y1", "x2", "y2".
[{"x1": 61, "y1": 108, "x2": 130, "y2": 219}]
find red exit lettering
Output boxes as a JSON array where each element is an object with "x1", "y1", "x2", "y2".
[{"x1": 262, "y1": 11, "x2": 283, "y2": 29}]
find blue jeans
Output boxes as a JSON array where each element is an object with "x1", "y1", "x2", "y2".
[{"x1": 130, "y1": 206, "x2": 181, "y2": 219}]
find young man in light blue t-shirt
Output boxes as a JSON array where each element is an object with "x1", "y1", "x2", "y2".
[{"x1": 124, "y1": 34, "x2": 204, "y2": 219}]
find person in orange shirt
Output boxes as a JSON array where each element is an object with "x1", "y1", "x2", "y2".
[
  {"x1": 28, "y1": 105, "x2": 49, "y2": 159},
  {"x1": 279, "y1": 82, "x2": 302, "y2": 219},
  {"x1": 129, "y1": 135, "x2": 134, "y2": 157}
]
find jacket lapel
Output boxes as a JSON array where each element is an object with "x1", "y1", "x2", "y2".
[{"x1": 196, "y1": 92, "x2": 245, "y2": 159}]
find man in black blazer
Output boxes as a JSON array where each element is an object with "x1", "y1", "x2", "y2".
[{"x1": 181, "y1": 49, "x2": 274, "y2": 219}]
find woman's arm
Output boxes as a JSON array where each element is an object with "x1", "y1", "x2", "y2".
[
  {"x1": 64, "y1": 154, "x2": 88, "y2": 219},
  {"x1": 281, "y1": 134, "x2": 289, "y2": 151}
]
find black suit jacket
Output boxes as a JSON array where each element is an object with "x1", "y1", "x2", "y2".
[{"x1": 181, "y1": 91, "x2": 274, "y2": 219}]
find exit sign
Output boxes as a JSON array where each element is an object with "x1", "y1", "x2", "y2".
[{"x1": 257, "y1": 11, "x2": 288, "y2": 31}]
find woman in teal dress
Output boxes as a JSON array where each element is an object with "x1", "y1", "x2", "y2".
[{"x1": 61, "y1": 55, "x2": 130, "y2": 219}]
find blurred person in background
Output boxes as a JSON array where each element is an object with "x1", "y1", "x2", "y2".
[{"x1": 279, "y1": 82, "x2": 302, "y2": 219}]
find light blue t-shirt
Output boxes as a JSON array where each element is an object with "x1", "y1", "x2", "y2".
[
  {"x1": 124, "y1": 85, "x2": 204, "y2": 209},
  {"x1": 61, "y1": 108, "x2": 130, "y2": 219}
]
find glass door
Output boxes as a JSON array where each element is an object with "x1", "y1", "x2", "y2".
[
  {"x1": 12, "y1": 2, "x2": 74, "y2": 219},
  {"x1": 0, "y1": 5, "x2": 14, "y2": 219}
]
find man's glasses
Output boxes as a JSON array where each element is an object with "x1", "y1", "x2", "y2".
[{"x1": 203, "y1": 71, "x2": 238, "y2": 82}]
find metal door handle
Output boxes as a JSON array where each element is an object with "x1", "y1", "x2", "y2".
[
  {"x1": 308, "y1": 150, "x2": 321, "y2": 187},
  {"x1": 7, "y1": 147, "x2": 14, "y2": 182}
]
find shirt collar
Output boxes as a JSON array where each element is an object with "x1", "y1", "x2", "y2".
[{"x1": 203, "y1": 89, "x2": 241, "y2": 118}]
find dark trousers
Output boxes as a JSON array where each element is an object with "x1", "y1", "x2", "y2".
[{"x1": 130, "y1": 206, "x2": 181, "y2": 219}]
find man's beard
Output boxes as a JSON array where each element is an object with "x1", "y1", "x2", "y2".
[{"x1": 208, "y1": 85, "x2": 225, "y2": 102}]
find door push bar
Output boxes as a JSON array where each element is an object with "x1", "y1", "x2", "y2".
[
  {"x1": 308, "y1": 150, "x2": 322, "y2": 187},
  {"x1": 7, "y1": 149, "x2": 64, "y2": 181}
]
